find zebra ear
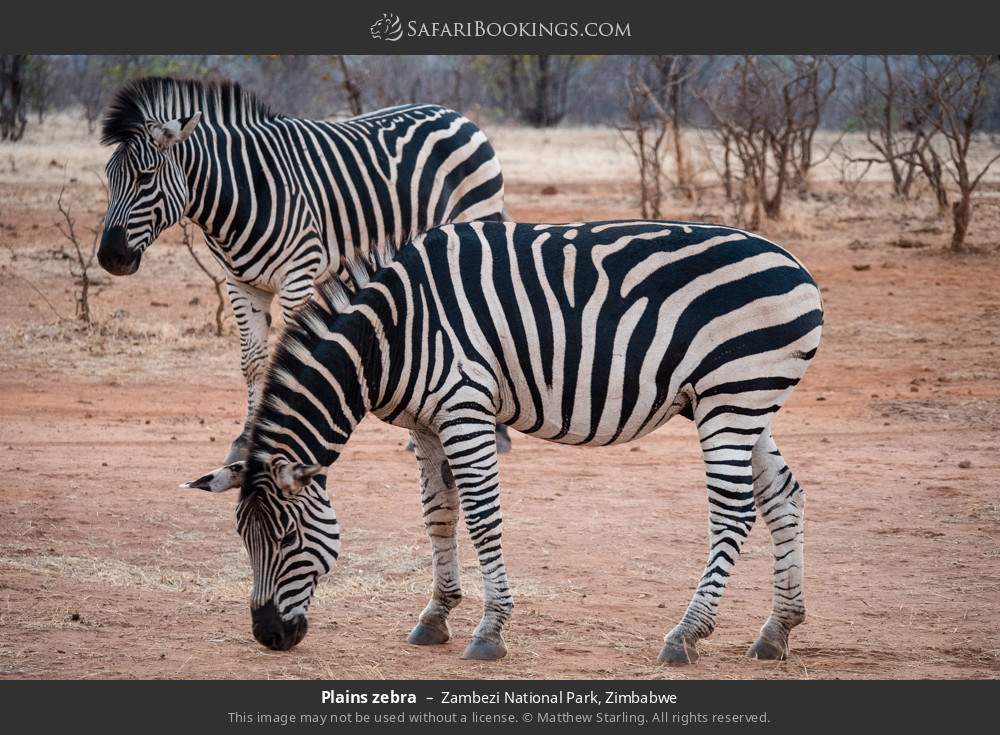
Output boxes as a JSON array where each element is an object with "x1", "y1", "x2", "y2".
[
  {"x1": 272, "y1": 461, "x2": 325, "y2": 494},
  {"x1": 179, "y1": 460, "x2": 245, "y2": 493},
  {"x1": 148, "y1": 111, "x2": 201, "y2": 150}
]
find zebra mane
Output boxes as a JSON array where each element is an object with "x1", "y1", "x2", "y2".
[
  {"x1": 248, "y1": 239, "x2": 405, "y2": 482},
  {"x1": 101, "y1": 77, "x2": 274, "y2": 146},
  {"x1": 306, "y1": 240, "x2": 405, "y2": 323}
]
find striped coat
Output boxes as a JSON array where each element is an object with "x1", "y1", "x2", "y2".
[
  {"x1": 190, "y1": 220, "x2": 822, "y2": 665},
  {"x1": 98, "y1": 78, "x2": 505, "y2": 461}
]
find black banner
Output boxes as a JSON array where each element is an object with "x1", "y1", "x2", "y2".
[
  {"x1": 3, "y1": 0, "x2": 1000, "y2": 53},
  {"x1": 1, "y1": 680, "x2": 996, "y2": 732}
]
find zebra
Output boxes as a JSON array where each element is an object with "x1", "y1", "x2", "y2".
[
  {"x1": 97, "y1": 77, "x2": 509, "y2": 462},
  {"x1": 184, "y1": 219, "x2": 823, "y2": 664}
]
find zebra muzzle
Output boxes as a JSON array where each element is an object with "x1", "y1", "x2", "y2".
[
  {"x1": 251, "y1": 601, "x2": 308, "y2": 651},
  {"x1": 97, "y1": 226, "x2": 141, "y2": 276}
]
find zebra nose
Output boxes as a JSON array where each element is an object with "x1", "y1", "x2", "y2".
[
  {"x1": 251, "y1": 602, "x2": 308, "y2": 651},
  {"x1": 98, "y1": 226, "x2": 140, "y2": 276}
]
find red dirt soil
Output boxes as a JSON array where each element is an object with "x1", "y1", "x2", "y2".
[{"x1": 1, "y1": 171, "x2": 999, "y2": 680}]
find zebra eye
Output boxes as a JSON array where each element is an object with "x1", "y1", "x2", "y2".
[
  {"x1": 280, "y1": 530, "x2": 297, "y2": 549},
  {"x1": 136, "y1": 170, "x2": 155, "y2": 186}
]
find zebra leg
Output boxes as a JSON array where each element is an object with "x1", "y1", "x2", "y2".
[
  {"x1": 224, "y1": 280, "x2": 274, "y2": 464},
  {"x1": 747, "y1": 432, "x2": 806, "y2": 660},
  {"x1": 437, "y1": 412, "x2": 512, "y2": 661},
  {"x1": 658, "y1": 420, "x2": 763, "y2": 665},
  {"x1": 407, "y1": 430, "x2": 462, "y2": 646}
]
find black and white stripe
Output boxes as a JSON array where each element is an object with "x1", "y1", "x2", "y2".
[
  {"x1": 193, "y1": 219, "x2": 822, "y2": 663},
  {"x1": 98, "y1": 77, "x2": 505, "y2": 462}
]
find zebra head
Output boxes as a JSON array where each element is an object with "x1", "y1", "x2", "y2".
[
  {"x1": 182, "y1": 457, "x2": 340, "y2": 651},
  {"x1": 98, "y1": 112, "x2": 201, "y2": 276}
]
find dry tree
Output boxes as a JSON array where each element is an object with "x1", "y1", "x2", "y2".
[
  {"x1": 697, "y1": 56, "x2": 841, "y2": 228},
  {"x1": 903, "y1": 55, "x2": 1000, "y2": 251},
  {"x1": 181, "y1": 220, "x2": 228, "y2": 336},
  {"x1": 848, "y1": 55, "x2": 934, "y2": 200},
  {"x1": 55, "y1": 181, "x2": 105, "y2": 326},
  {"x1": 617, "y1": 56, "x2": 699, "y2": 218},
  {"x1": 618, "y1": 61, "x2": 669, "y2": 218},
  {"x1": 830, "y1": 141, "x2": 875, "y2": 203}
]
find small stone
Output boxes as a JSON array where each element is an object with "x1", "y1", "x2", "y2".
[
  {"x1": 816, "y1": 396, "x2": 826, "y2": 401},
  {"x1": 852, "y1": 263, "x2": 871, "y2": 272},
  {"x1": 958, "y1": 460, "x2": 972, "y2": 469},
  {"x1": 69, "y1": 612, "x2": 80, "y2": 622},
  {"x1": 540, "y1": 185, "x2": 558, "y2": 196}
]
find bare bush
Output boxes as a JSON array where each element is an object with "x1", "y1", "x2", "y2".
[
  {"x1": 55, "y1": 182, "x2": 106, "y2": 326},
  {"x1": 904, "y1": 56, "x2": 1000, "y2": 250},
  {"x1": 181, "y1": 221, "x2": 228, "y2": 337},
  {"x1": 831, "y1": 142, "x2": 875, "y2": 202},
  {"x1": 617, "y1": 56, "x2": 700, "y2": 217},
  {"x1": 848, "y1": 56, "x2": 932, "y2": 199},
  {"x1": 697, "y1": 56, "x2": 841, "y2": 228},
  {"x1": 617, "y1": 62, "x2": 668, "y2": 218}
]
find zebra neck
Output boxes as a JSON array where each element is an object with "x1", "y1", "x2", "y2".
[
  {"x1": 176, "y1": 118, "x2": 283, "y2": 246},
  {"x1": 254, "y1": 307, "x2": 388, "y2": 470}
]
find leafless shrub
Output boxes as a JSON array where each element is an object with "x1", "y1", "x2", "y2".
[
  {"x1": 617, "y1": 56, "x2": 700, "y2": 217},
  {"x1": 831, "y1": 142, "x2": 875, "y2": 202},
  {"x1": 181, "y1": 221, "x2": 228, "y2": 337},
  {"x1": 903, "y1": 56, "x2": 1000, "y2": 251},
  {"x1": 848, "y1": 56, "x2": 933, "y2": 199},
  {"x1": 697, "y1": 56, "x2": 840, "y2": 228},
  {"x1": 617, "y1": 63, "x2": 668, "y2": 218},
  {"x1": 54, "y1": 181, "x2": 106, "y2": 326}
]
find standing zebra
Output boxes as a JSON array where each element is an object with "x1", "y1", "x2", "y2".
[
  {"x1": 186, "y1": 220, "x2": 823, "y2": 664},
  {"x1": 97, "y1": 77, "x2": 508, "y2": 461}
]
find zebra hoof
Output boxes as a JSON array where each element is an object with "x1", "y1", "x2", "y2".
[
  {"x1": 408, "y1": 621, "x2": 451, "y2": 646},
  {"x1": 748, "y1": 636, "x2": 788, "y2": 661},
  {"x1": 657, "y1": 639, "x2": 699, "y2": 665},
  {"x1": 461, "y1": 636, "x2": 507, "y2": 660}
]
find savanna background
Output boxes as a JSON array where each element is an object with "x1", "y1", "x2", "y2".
[{"x1": 0, "y1": 55, "x2": 998, "y2": 679}]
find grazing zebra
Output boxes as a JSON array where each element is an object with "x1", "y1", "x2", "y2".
[
  {"x1": 185, "y1": 220, "x2": 823, "y2": 664},
  {"x1": 97, "y1": 77, "x2": 508, "y2": 462}
]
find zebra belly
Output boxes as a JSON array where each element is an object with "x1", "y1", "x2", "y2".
[
  {"x1": 509, "y1": 407, "x2": 681, "y2": 446},
  {"x1": 497, "y1": 374, "x2": 689, "y2": 447}
]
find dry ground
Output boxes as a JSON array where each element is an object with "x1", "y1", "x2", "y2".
[{"x1": 0, "y1": 115, "x2": 998, "y2": 679}]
